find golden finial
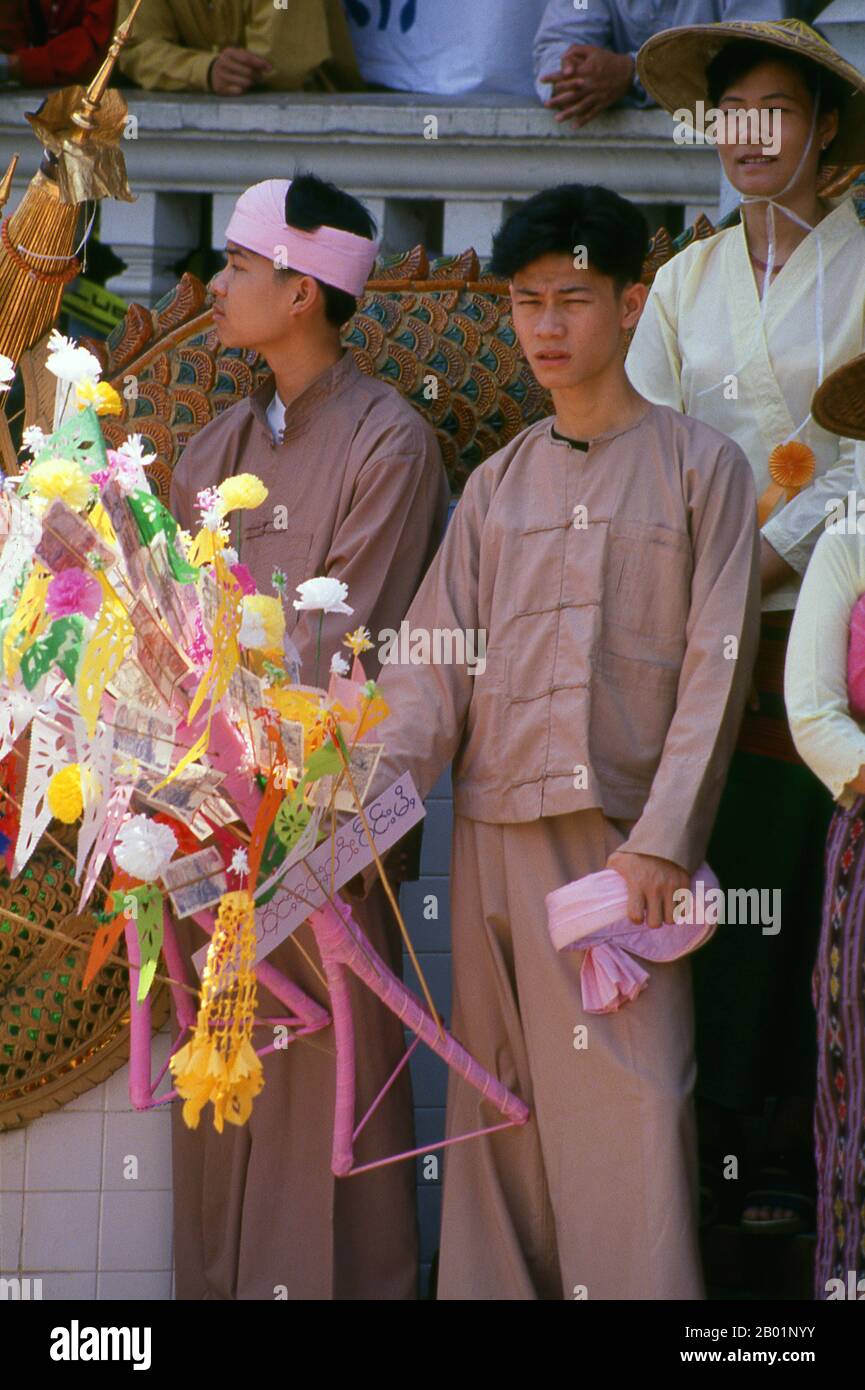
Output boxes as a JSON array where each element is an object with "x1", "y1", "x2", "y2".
[
  {"x1": 70, "y1": 0, "x2": 145, "y2": 142},
  {"x1": 0, "y1": 155, "x2": 19, "y2": 211}
]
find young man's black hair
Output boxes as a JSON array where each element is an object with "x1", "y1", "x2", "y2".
[
  {"x1": 706, "y1": 39, "x2": 846, "y2": 142},
  {"x1": 489, "y1": 184, "x2": 649, "y2": 292},
  {"x1": 281, "y1": 172, "x2": 378, "y2": 327}
]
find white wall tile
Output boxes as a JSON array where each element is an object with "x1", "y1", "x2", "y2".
[
  {"x1": 25, "y1": 1112, "x2": 104, "y2": 1191},
  {"x1": 23, "y1": 1191, "x2": 99, "y2": 1271},
  {"x1": 97, "y1": 1269, "x2": 172, "y2": 1300},
  {"x1": 34, "y1": 1271, "x2": 97, "y2": 1300},
  {"x1": 102, "y1": 1061, "x2": 134, "y2": 1113},
  {"x1": 64, "y1": 1077, "x2": 109, "y2": 1113},
  {"x1": 99, "y1": 1190, "x2": 172, "y2": 1272},
  {"x1": 0, "y1": 1191, "x2": 23, "y2": 1270},
  {"x1": 102, "y1": 1110, "x2": 172, "y2": 1192},
  {"x1": 0, "y1": 1127, "x2": 26, "y2": 1190}
]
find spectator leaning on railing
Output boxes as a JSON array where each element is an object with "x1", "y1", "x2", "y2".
[
  {"x1": 533, "y1": 0, "x2": 794, "y2": 127},
  {"x1": 343, "y1": 0, "x2": 547, "y2": 99},
  {"x1": 116, "y1": 0, "x2": 361, "y2": 95},
  {"x1": 0, "y1": 0, "x2": 116, "y2": 88}
]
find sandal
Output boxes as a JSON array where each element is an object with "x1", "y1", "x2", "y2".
[{"x1": 741, "y1": 1152, "x2": 816, "y2": 1236}]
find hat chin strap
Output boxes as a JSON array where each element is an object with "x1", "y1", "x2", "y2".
[
  {"x1": 697, "y1": 98, "x2": 826, "y2": 437},
  {"x1": 738, "y1": 97, "x2": 825, "y2": 393}
]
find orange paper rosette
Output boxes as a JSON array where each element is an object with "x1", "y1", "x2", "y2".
[{"x1": 757, "y1": 441, "x2": 816, "y2": 527}]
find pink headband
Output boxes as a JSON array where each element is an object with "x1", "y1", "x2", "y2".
[{"x1": 224, "y1": 179, "x2": 380, "y2": 298}]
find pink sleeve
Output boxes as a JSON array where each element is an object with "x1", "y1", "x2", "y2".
[{"x1": 847, "y1": 592, "x2": 865, "y2": 721}]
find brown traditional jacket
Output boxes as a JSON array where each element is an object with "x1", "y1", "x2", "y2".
[{"x1": 369, "y1": 401, "x2": 761, "y2": 874}]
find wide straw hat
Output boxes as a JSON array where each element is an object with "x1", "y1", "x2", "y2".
[
  {"x1": 812, "y1": 353, "x2": 865, "y2": 440},
  {"x1": 636, "y1": 18, "x2": 865, "y2": 164}
]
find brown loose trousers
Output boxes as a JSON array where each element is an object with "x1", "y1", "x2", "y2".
[{"x1": 168, "y1": 351, "x2": 450, "y2": 1299}]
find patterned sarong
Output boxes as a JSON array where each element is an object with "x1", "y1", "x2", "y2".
[{"x1": 814, "y1": 799, "x2": 865, "y2": 1297}]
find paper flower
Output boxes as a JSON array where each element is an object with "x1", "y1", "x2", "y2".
[
  {"x1": 196, "y1": 487, "x2": 224, "y2": 532},
  {"x1": 26, "y1": 457, "x2": 91, "y2": 511},
  {"x1": 293, "y1": 577, "x2": 353, "y2": 616},
  {"x1": 21, "y1": 425, "x2": 46, "y2": 456},
  {"x1": 230, "y1": 562, "x2": 256, "y2": 596},
  {"x1": 47, "y1": 764, "x2": 85, "y2": 823},
  {"x1": 217, "y1": 473, "x2": 268, "y2": 513},
  {"x1": 344, "y1": 625, "x2": 373, "y2": 657},
  {"x1": 114, "y1": 814, "x2": 178, "y2": 883},
  {"x1": 330, "y1": 652, "x2": 350, "y2": 677},
  {"x1": 45, "y1": 331, "x2": 102, "y2": 384},
  {"x1": 118, "y1": 435, "x2": 156, "y2": 469},
  {"x1": 75, "y1": 378, "x2": 123, "y2": 416},
  {"x1": 271, "y1": 568, "x2": 287, "y2": 595},
  {"x1": 100, "y1": 446, "x2": 148, "y2": 496},
  {"x1": 0, "y1": 355, "x2": 14, "y2": 392},
  {"x1": 45, "y1": 567, "x2": 103, "y2": 620},
  {"x1": 230, "y1": 847, "x2": 249, "y2": 878},
  {"x1": 768, "y1": 440, "x2": 816, "y2": 491},
  {"x1": 238, "y1": 594, "x2": 286, "y2": 651}
]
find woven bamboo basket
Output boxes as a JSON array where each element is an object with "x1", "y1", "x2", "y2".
[
  {"x1": 812, "y1": 352, "x2": 865, "y2": 441},
  {"x1": 0, "y1": 820, "x2": 168, "y2": 1130}
]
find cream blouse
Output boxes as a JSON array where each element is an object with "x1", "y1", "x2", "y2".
[
  {"x1": 627, "y1": 198, "x2": 865, "y2": 612},
  {"x1": 786, "y1": 526, "x2": 865, "y2": 805}
]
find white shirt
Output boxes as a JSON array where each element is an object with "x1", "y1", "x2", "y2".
[
  {"x1": 343, "y1": 0, "x2": 546, "y2": 98},
  {"x1": 786, "y1": 526, "x2": 865, "y2": 805},
  {"x1": 266, "y1": 390, "x2": 286, "y2": 443}
]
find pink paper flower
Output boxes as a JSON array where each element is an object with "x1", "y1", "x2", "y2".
[
  {"x1": 45, "y1": 567, "x2": 103, "y2": 620},
  {"x1": 230, "y1": 562, "x2": 256, "y2": 596}
]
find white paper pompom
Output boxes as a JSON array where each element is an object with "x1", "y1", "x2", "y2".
[{"x1": 114, "y1": 814, "x2": 178, "y2": 882}]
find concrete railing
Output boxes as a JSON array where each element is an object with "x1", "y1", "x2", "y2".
[
  {"x1": 0, "y1": 90, "x2": 723, "y2": 305},
  {"x1": 0, "y1": 0, "x2": 861, "y2": 305}
]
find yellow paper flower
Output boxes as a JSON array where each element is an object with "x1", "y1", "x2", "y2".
[
  {"x1": 47, "y1": 765, "x2": 84, "y2": 823},
  {"x1": 238, "y1": 594, "x2": 285, "y2": 651},
  {"x1": 344, "y1": 625, "x2": 373, "y2": 657},
  {"x1": 188, "y1": 525, "x2": 227, "y2": 566},
  {"x1": 75, "y1": 378, "x2": 123, "y2": 417},
  {"x1": 27, "y1": 457, "x2": 91, "y2": 511},
  {"x1": 89, "y1": 501, "x2": 117, "y2": 546},
  {"x1": 217, "y1": 473, "x2": 268, "y2": 513}
]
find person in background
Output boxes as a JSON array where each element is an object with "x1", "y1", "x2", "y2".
[
  {"x1": 534, "y1": 1, "x2": 789, "y2": 127},
  {"x1": 626, "y1": 18, "x2": 865, "y2": 1235},
  {"x1": 785, "y1": 507, "x2": 865, "y2": 1297},
  {"x1": 117, "y1": 0, "x2": 361, "y2": 95},
  {"x1": 0, "y1": 0, "x2": 116, "y2": 88},
  {"x1": 343, "y1": 0, "x2": 546, "y2": 99}
]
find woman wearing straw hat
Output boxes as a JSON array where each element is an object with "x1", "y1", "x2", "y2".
[{"x1": 627, "y1": 18, "x2": 865, "y2": 1241}]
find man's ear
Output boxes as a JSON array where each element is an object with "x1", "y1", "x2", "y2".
[{"x1": 620, "y1": 279, "x2": 648, "y2": 331}]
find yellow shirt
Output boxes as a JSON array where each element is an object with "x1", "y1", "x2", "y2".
[
  {"x1": 786, "y1": 526, "x2": 865, "y2": 805},
  {"x1": 117, "y1": 0, "x2": 361, "y2": 93},
  {"x1": 627, "y1": 197, "x2": 865, "y2": 611}
]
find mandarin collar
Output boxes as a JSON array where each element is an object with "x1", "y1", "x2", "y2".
[
  {"x1": 546, "y1": 399, "x2": 653, "y2": 452},
  {"x1": 248, "y1": 350, "x2": 359, "y2": 445}
]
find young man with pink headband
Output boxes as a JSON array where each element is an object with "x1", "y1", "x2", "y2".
[{"x1": 169, "y1": 172, "x2": 449, "y2": 1301}]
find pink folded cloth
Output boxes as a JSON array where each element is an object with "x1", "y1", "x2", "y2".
[
  {"x1": 848, "y1": 591, "x2": 865, "y2": 722},
  {"x1": 545, "y1": 864, "x2": 720, "y2": 1014}
]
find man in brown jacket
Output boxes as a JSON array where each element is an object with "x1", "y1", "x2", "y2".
[
  {"x1": 117, "y1": 0, "x2": 360, "y2": 94},
  {"x1": 355, "y1": 184, "x2": 761, "y2": 1299},
  {"x1": 169, "y1": 172, "x2": 449, "y2": 1299}
]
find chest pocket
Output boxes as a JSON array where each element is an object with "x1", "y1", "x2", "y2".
[
  {"x1": 239, "y1": 517, "x2": 315, "y2": 575},
  {"x1": 606, "y1": 520, "x2": 692, "y2": 643}
]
